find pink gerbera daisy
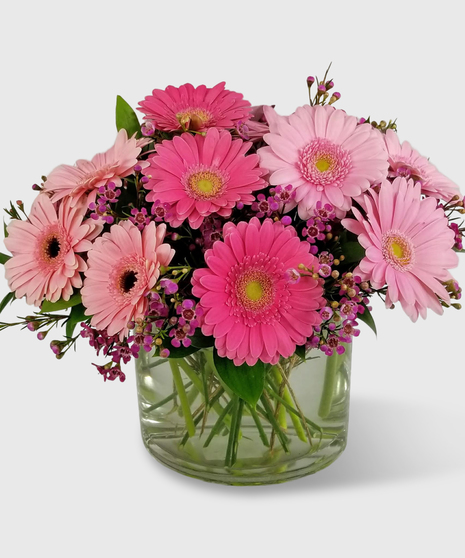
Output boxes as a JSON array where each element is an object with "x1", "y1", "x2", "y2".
[
  {"x1": 341, "y1": 177, "x2": 459, "y2": 321},
  {"x1": 137, "y1": 82, "x2": 251, "y2": 132},
  {"x1": 81, "y1": 220, "x2": 174, "y2": 339},
  {"x1": 258, "y1": 105, "x2": 388, "y2": 218},
  {"x1": 43, "y1": 129, "x2": 147, "y2": 206},
  {"x1": 4, "y1": 195, "x2": 102, "y2": 306},
  {"x1": 191, "y1": 218, "x2": 324, "y2": 366},
  {"x1": 384, "y1": 129, "x2": 460, "y2": 201},
  {"x1": 143, "y1": 128, "x2": 266, "y2": 229}
]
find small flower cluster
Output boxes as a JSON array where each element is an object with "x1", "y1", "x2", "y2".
[{"x1": 89, "y1": 182, "x2": 121, "y2": 224}]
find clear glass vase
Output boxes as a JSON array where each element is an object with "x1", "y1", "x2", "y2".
[{"x1": 135, "y1": 345, "x2": 352, "y2": 485}]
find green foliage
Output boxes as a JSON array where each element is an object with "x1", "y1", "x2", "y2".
[
  {"x1": 213, "y1": 349, "x2": 265, "y2": 408},
  {"x1": 0, "y1": 291, "x2": 15, "y2": 315},
  {"x1": 295, "y1": 344, "x2": 307, "y2": 361},
  {"x1": 190, "y1": 331, "x2": 215, "y2": 348},
  {"x1": 65, "y1": 304, "x2": 88, "y2": 339},
  {"x1": 357, "y1": 304, "x2": 377, "y2": 336},
  {"x1": 115, "y1": 95, "x2": 141, "y2": 138},
  {"x1": 341, "y1": 241, "x2": 366, "y2": 263},
  {"x1": 0, "y1": 252, "x2": 10, "y2": 265},
  {"x1": 41, "y1": 293, "x2": 82, "y2": 313},
  {"x1": 167, "y1": 344, "x2": 199, "y2": 359}
]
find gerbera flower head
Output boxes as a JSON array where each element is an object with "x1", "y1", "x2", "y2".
[
  {"x1": 4, "y1": 194, "x2": 102, "y2": 306},
  {"x1": 138, "y1": 82, "x2": 251, "y2": 132},
  {"x1": 81, "y1": 220, "x2": 174, "y2": 339},
  {"x1": 384, "y1": 129, "x2": 461, "y2": 202},
  {"x1": 191, "y1": 217, "x2": 324, "y2": 366},
  {"x1": 341, "y1": 177, "x2": 459, "y2": 321},
  {"x1": 143, "y1": 128, "x2": 266, "y2": 229},
  {"x1": 43, "y1": 129, "x2": 147, "y2": 206},
  {"x1": 258, "y1": 105, "x2": 388, "y2": 219}
]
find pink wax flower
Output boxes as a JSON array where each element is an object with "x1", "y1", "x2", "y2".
[
  {"x1": 384, "y1": 129, "x2": 461, "y2": 202},
  {"x1": 137, "y1": 82, "x2": 251, "y2": 132},
  {"x1": 142, "y1": 128, "x2": 266, "y2": 229},
  {"x1": 81, "y1": 221, "x2": 174, "y2": 339},
  {"x1": 4, "y1": 195, "x2": 102, "y2": 306},
  {"x1": 258, "y1": 105, "x2": 388, "y2": 218},
  {"x1": 342, "y1": 177, "x2": 459, "y2": 321},
  {"x1": 43, "y1": 129, "x2": 147, "y2": 206},
  {"x1": 191, "y1": 217, "x2": 324, "y2": 366}
]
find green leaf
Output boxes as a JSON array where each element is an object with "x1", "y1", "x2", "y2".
[
  {"x1": 3, "y1": 220, "x2": 8, "y2": 238},
  {"x1": 115, "y1": 95, "x2": 141, "y2": 138},
  {"x1": 167, "y1": 344, "x2": 199, "y2": 359},
  {"x1": 0, "y1": 252, "x2": 10, "y2": 265},
  {"x1": 41, "y1": 293, "x2": 82, "y2": 313},
  {"x1": 190, "y1": 330, "x2": 215, "y2": 348},
  {"x1": 213, "y1": 349, "x2": 265, "y2": 408},
  {"x1": 0, "y1": 291, "x2": 15, "y2": 315},
  {"x1": 340, "y1": 241, "x2": 366, "y2": 264},
  {"x1": 357, "y1": 304, "x2": 377, "y2": 336},
  {"x1": 65, "y1": 304, "x2": 88, "y2": 338},
  {"x1": 295, "y1": 344, "x2": 306, "y2": 361}
]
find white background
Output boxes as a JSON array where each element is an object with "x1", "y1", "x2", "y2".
[{"x1": 0, "y1": 1, "x2": 464, "y2": 556}]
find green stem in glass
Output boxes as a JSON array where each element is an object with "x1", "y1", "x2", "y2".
[
  {"x1": 144, "y1": 380, "x2": 193, "y2": 413},
  {"x1": 170, "y1": 360, "x2": 196, "y2": 437},
  {"x1": 246, "y1": 403, "x2": 270, "y2": 448},
  {"x1": 318, "y1": 350, "x2": 343, "y2": 419}
]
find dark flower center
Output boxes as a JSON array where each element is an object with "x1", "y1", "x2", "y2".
[
  {"x1": 47, "y1": 237, "x2": 61, "y2": 259},
  {"x1": 120, "y1": 270, "x2": 138, "y2": 293}
]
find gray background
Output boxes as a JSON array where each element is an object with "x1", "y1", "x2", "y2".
[{"x1": 0, "y1": 1, "x2": 463, "y2": 556}]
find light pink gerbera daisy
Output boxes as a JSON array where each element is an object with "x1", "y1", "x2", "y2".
[
  {"x1": 143, "y1": 128, "x2": 266, "y2": 229},
  {"x1": 4, "y1": 195, "x2": 102, "y2": 306},
  {"x1": 258, "y1": 105, "x2": 388, "y2": 218},
  {"x1": 43, "y1": 129, "x2": 147, "y2": 206},
  {"x1": 384, "y1": 129, "x2": 460, "y2": 202},
  {"x1": 81, "y1": 220, "x2": 174, "y2": 339},
  {"x1": 137, "y1": 82, "x2": 251, "y2": 132},
  {"x1": 191, "y1": 218, "x2": 324, "y2": 366},
  {"x1": 341, "y1": 177, "x2": 459, "y2": 321}
]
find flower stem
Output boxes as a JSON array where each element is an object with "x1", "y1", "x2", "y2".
[
  {"x1": 144, "y1": 380, "x2": 193, "y2": 413},
  {"x1": 318, "y1": 351, "x2": 343, "y2": 419},
  {"x1": 170, "y1": 360, "x2": 196, "y2": 437}
]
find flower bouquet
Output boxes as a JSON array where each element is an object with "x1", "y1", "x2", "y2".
[{"x1": 1, "y1": 68, "x2": 463, "y2": 485}]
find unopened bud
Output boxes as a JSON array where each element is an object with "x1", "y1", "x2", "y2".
[{"x1": 331, "y1": 270, "x2": 340, "y2": 279}]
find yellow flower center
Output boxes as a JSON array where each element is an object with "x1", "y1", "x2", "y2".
[
  {"x1": 315, "y1": 158, "x2": 331, "y2": 172},
  {"x1": 381, "y1": 230, "x2": 415, "y2": 272},
  {"x1": 245, "y1": 280, "x2": 264, "y2": 301},
  {"x1": 390, "y1": 241, "x2": 404, "y2": 259},
  {"x1": 196, "y1": 179, "x2": 214, "y2": 194},
  {"x1": 176, "y1": 108, "x2": 213, "y2": 131},
  {"x1": 184, "y1": 167, "x2": 227, "y2": 200}
]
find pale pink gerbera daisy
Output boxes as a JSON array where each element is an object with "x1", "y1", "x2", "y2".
[
  {"x1": 342, "y1": 177, "x2": 459, "y2": 321},
  {"x1": 81, "y1": 221, "x2": 174, "y2": 339},
  {"x1": 137, "y1": 82, "x2": 251, "y2": 132},
  {"x1": 143, "y1": 128, "x2": 266, "y2": 229},
  {"x1": 43, "y1": 129, "x2": 147, "y2": 206},
  {"x1": 191, "y1": 218, "x2": 324, "y2": 366},
  {"x1": 258, "y1": 105, "x2": 388, "y2": 218},
  {"x1": 384, "y1": 129, "x2": 460, "y2": 201},
  {"x1": 4, "y1": 195, "x2": 102, "y2": 306}
]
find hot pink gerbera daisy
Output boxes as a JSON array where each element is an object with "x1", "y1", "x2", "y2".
[
  {"x1": 81, "y1": 220, "x2": 174, "y2": 339},
  {"x1": 191, "y1": 218, "x2": 324, "y2": 366},
  {"x1": 4, "y1": 195, "x2": 102, "y2": 306},
  {"x1": 341, "y1": 177, "x2": 459, "y2": 321},
  {"x1": 258, "y1": 105, "x2": 388, "y2": 218},
  {"x1": 43, "y1": 129, "x2": 147, "y2": 206},
  {"x1": 138, "y1": 82, "x2": 251, "y2": 132},
  {"x1": 384, "y1": 129, "x2": 460, "y2": 201},
  {"x1": 143, "y1": 128, "x2": 266, "y2": 229}
]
